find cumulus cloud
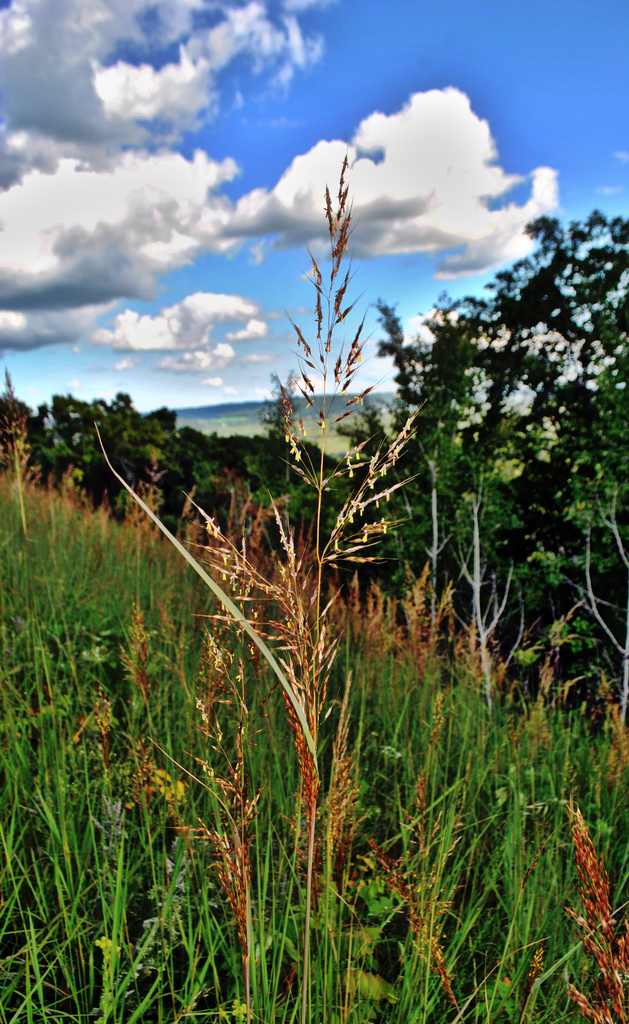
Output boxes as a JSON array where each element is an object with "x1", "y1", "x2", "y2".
[
  {"x1": 92, "y1": 292, "x2": 262, "y2": 351},
  {"x1": 0, "y1": 51, "x2": 562, "y2": 357},
  {"x1": 93, "y1": 49, "x2": 212, "y2": 126},
  {"x1": 157, "y1": 344, "x2": 235, "y2": 372},
  {"x1": 113, "y1": 356, "x2": 141, "y2": 371},
  {"x1": 201, "y1": 376, "x2": 223, "y2": 386},
  {"x1": 221, "y1": 88, "x2": 559, "y2": 276},
  {"x1": 225, "y1": 318, "x2": 268, "y2": 342},
  {"x1": 0, "y1": 150, "x2": 239, "y2": 312},
  {"x1": 0, "y1": 303, "x2": 113, "y2": 352},
  {"x1": 0, "y1": 0, "x2": 325, "y2": 179},
  {"x1": 0, "y1": 0, "x2": 326, "y2": 352}
]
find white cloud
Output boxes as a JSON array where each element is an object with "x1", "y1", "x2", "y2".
[
  {"x1": 68, "y1": 378, "x2": 82, "y2": 390},
  {"x1": 0, "y1": 304, "x2": 113, "y2": 351},
  {"x1": 93, "y1": 48, "x2": 212, "y2": 125},
  {"x1": 214, "y1": 342, "x2": 236, "y2": 358},
  {"x1": 201, "y1": 376, "x2": 223, "y2": 386},
  {"x1": 220, "y1": 88, "x2": 559, "y2": 277},
  {"x1": 0, "y1": 311, "x2": 26, "y2": 329},
  {"x1": 225, "y1": 318, "x2": 269, "y2": 342},
  {"x1": 282, "y1": 0, "x2": 335, "y2": 10},
  {"x1": 93, "y1": 292, "x2": 262, "y2": 351},
  {"x1": 435, "y1": 165, "x2": 558, "y2": 278},
  {"x1": 113, "y1": 356, "x2": 141, "y2": 371},
  {"x1": 157, "y1": 344, "x2": 235, "y2": 373},
  {"x1": 0, "y1": 150, "x2": 238, "y2": 312},
  {"x1": 240, "y1": 352, "x2": 273, "y2": 363},
  {"x1": 223, "y1": 386, "x2": 237, "y2": 394},
  {"x1": 0, "y1": 0, "x2": 325, "y2": 173},
  {"x1": 615, "y1": 152, "x2": 629, "y2": 162},
  {"x1": 595, "y1": 185, "x2": 624, "y2": 195}
]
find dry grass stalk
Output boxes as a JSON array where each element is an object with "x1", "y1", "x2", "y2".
[
  {"x1": 207, "y1": 160, "x2": 419, "y2": 1024},
  {"x1": 202, "y1": 161, "x2": 417, "y2": 1024},
  {"x1": 98, "y1": 160, "x2": 418, "y2": 1024},
  {"x1": 0, "y1": 370, "x2": 32, "y2": 537},
  {"x1": 126, "y1": 738, "x2": 156, "y2": 812},
  {"x1": 332, "y1": 576, "x2": 400, "y2": 669},
  {"x1": 120, "y1": 604, "x2": 151, "y2": 707},
  {"x1": 566, "y1": 802, "x2": 629, "y2": 1023},
  {"x1": 516, "y1": 942, "x2": 546, "y2": 1024},
  {"x1": 194, "y1": 161, "x2": 417, "y2": 1024},
  {"x1": 199, "y1": 500, "x2": 335, "y2": 815},
  {"x1": 190, "y1": 628, "x2": 260, "y2": 1024},
  {"x1": 402, "y1": 564, "x2": 452, "y2": 677},
  {"x1": 327, "y1": 672, "x2": 363, "y2": 891},
  {"x1": 606, "y1": 701, "x2": 629, "y2": 789},
  {"x1": 94, "y1": 685, "x2": 112, "y2": 773}
]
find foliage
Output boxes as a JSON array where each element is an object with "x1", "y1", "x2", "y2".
[{"x1": 369, "y1": 210, "x2": 629, "y2": 700}]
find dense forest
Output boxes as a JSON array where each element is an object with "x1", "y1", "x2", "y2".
[{"x1": 3, "y1": 208, "x2": 629, "y2": 703}]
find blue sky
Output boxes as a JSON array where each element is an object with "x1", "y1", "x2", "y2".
[{"x1": 0, "y1": 0, "x2": 627, "y2": 412}]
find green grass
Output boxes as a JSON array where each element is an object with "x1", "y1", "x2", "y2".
[{"x1": 1, "y1": 474, "x2": 629, "y2": 1023}]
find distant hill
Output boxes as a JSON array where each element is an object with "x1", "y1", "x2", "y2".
[
  {"x1": 174, "y1": 400, "x2": 264, "y2": 420},
  {"x1": 174, "y1": 392, "x2": 396, "y2": 455}
]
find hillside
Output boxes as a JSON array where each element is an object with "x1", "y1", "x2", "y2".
[{"x1": 174, "y1": 392, "x2": 395, "y2": 455}]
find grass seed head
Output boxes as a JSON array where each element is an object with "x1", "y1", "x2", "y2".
[{"x1": 566, "y1": 802, "x2": 629, "y2": 1022}]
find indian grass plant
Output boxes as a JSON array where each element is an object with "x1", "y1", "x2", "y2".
[
  {"x1": 97, "y1": 160, "x2": 421, "y2": 1024},
  {"x1": 564, "y1": 801, "x2": 629, "y2": 1023}
]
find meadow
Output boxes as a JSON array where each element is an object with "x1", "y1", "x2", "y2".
[{"x1": 1, "y1": 463, "x2": 629, "y2": 1024}]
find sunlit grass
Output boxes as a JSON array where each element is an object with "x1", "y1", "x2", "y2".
[{"x1": 2, "y1": 474, "x2": 629, "y2": 1022}]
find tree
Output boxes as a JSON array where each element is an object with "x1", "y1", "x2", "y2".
[
  {"x1": 29, "y1": 392, "x2": 173, "y2": 506},
  {"x1": 377, "y1": 210, "x2": 629, "y2": 683}
]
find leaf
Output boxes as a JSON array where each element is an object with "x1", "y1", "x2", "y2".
[{"x1": 347, "y1": 970, "x2": 398, "y2": 1004}]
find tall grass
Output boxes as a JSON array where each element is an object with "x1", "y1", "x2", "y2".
[{"x1": 2, "y1": 473, "x2": 629, "y2": 1022}]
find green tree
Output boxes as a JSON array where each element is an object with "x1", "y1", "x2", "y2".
[
  {"x1": 378, "y1": 210, "x2": 629, "y2": 684},
  {"x1": 29, "y1": 392, "x2": 173, "y2": 506}
]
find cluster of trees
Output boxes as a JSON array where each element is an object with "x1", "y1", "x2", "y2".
[
  {"x1": 2, "y1": 208, "x2": 629, "y2": 699},
  {"x1": 0, "y1": 386, "x2": 329, "y2": 537},
  {"x1": 364, "y1": 210, "x2": 629, "y2": 699}
]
